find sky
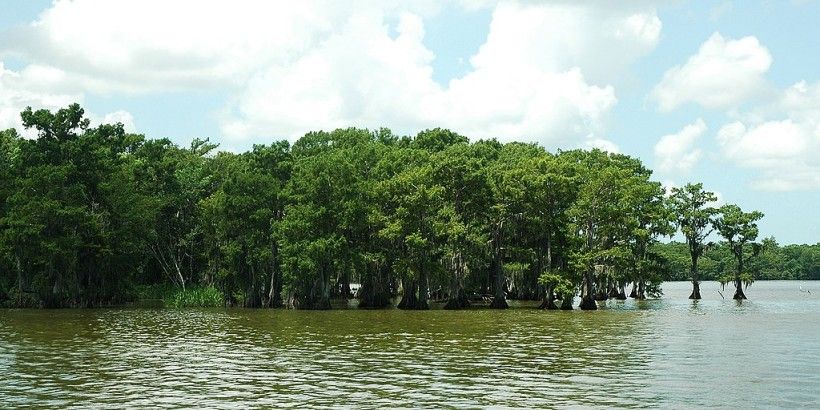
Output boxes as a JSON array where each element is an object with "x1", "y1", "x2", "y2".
[{"x1": 0, "y1": 0, "x2": 818, "y2": 244}]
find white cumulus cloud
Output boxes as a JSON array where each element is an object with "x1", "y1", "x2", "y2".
[
  {"x1": 0, "y1": 63, "x2": 136, "y2": 137},
  {"x1": 583, "y1": 138, "x2": 620, "y2": 153},
  {"x1": 654, "y1": 118, "x2": 707, "y2": 173},
  {"x1": 222, "y1": 1, "x2": 662, "y2": 145},
  {"x1": 0, "y1": 62, "x2": 82, "y2": 137},
  {"x1": 97, "y1": 110, "x2": 137, "y2": 133},
  {"x1": 716, "y1": 80, "x2": 820, "y2": 191},
  {"x1": 651, "y1": 32, "x2": 773, "y2": 112},
  {"x1": 1, "y1": 0, "x2": 664, "y2": 148}
]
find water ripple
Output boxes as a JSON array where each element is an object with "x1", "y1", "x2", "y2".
[{"x1": 1, "y1": 281, "x2": 819, "y2": 408}]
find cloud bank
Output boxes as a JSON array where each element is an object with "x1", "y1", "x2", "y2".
[{"x1": 0, "y1": 0, "x2": 663, "y2": 149}]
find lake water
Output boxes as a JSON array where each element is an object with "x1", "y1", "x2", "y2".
[{"x1": 1, "y1": 281, "x2": 819, "y2": 408}]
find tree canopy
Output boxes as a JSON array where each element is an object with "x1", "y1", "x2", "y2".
[{"x1": 0, "y1": 104, "x2": 801, "y2": 310}]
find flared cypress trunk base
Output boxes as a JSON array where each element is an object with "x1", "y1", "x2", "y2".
[
  {"x1": 398, "y1": 279, "x2": 417, "y2": 309},
  {"x1": 397, "y1": 296, "x2": 415, "y2": 309},
  {"x1": 489, "y1": 297, "x2": 509, "y2": 309},
  {"x1": 689, "y1": 281, "x2": 702, "y2": 300},
  {"x1": 299, "y1": 297, "x2": 331, "y2": 310},
  {"x1": 616, "y1": 284, "x2": 627, "y2": 300},
  {"x1": 357, "y1": 293, "x2": 392, "y2": 309},
  {"x1": 398, "y1": 289, "x2": 429, "y2": 310},
  {"x1": 579, "y1": 296, "x2": 597, "y2": 310},
  {"x1": 398, "y1": 298, "x2": 430, "y2": 310},
  {"x1": 608, "y1": 286, "x2": 620, "y2": 299},
  {"x1": 357, "y1": 280, "x2": 392, "y2": 309},
  {"x1": 733, "y1": 282, "x2": 747, "y2": 300},
  {"x1": 539, "y1": 296, "x2": 559, "y2": 310},
  {"x1": 268, "y1": 294, "x2": 284, "y2": 308},
  {"x1": 443, "y1": 290, "x2": 470, "y2": 310},
  {"x1": 402, "y1": 301, "x2": 430, "y2": 309}
]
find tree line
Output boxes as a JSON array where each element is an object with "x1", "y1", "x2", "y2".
[
  {"x1": 654, "y1": 240, "x2": 820, "y2": 282},
  {"x1": 0, "y1": 104, "x2": 803, "y2": 310}
]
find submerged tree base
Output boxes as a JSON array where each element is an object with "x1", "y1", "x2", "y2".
[
  {"x1": 689, "y1": 281, "x2": 702, "y2": 300},
  {"x1": 398, "y1": 301, "x2": 430, "y2": 310},
  {"x1": 397, "y1": 292, "x2": 429, "y2": 310},
  {"x1": 443, "y1": 291, "x2": 471, "y2": 310},
  {"x1": 489, "y1": 297, "x2": 509, "y2": 309},
  {"x1": 302, "y1": 299, "x2": 332, "y2": 310},
  {"x1": 357, "y1": 282, "x2": 392, "y2": 309},
  {"x1": 539, "y1": 295, "x2": 559, "y2": 310},
  {"x1": 615, "y1": 288, "x2": 627, "y2": 300},
  {"x1": 579, "y1": 296, "x2": 597, "y2": 310},
  {"x1": 358, "y1": 296, "x2": 392, "y2": 309}
]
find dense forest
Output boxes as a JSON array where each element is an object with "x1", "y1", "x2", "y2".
[
  {"x1": 654, "y1": 240, "x2": 820, "y2": 282},
  {"x1": 1, "y1": 104, "x2": 817, "y2": 309}
]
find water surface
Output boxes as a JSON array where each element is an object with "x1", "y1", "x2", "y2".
[{"x1": 1, "y1": 281, "x2": 819, "y2": 408}]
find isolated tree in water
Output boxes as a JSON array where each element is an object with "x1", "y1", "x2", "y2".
[
  {"x1": 669, "y1": 183, "x2": 718, "y2": 300},
  {"x1": 714, "y1": 204, "x2": 764, "y2": 300}
]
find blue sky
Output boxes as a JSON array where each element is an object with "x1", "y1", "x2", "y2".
[{"x1": 0, "y1": 0, "x2": 818, "y2": 244}]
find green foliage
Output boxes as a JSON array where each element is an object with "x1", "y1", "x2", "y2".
[
  {"x1": 668, "y1": 183, "x2": 718, "y2": 280},
  {"x1": 164, "y1": 286, "x2": 224, "y2": 308},
  {"x1": 0, "y1": 104, "x2": 792, "y2": 310},
  {"x1": 713, "y1": 204, "x2": 764, "y2": 298},
  {"x1": 134, "y1": 283, "x2": 177, "y2": 301},
  {"x1": 538, "y1": 272, "x2": 573, "y2": 298},
  {"x1": 653, "y1": 239, "x2": 820, "y2": 281}
]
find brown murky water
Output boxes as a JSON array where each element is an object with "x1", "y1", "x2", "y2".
[{"x1": 1, "y1": 281, "x2": 819, "y2": 408}]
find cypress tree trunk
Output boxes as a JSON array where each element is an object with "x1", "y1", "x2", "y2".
[
  {"x1": 733, "y1": 278, "x2": 747, "y2": 300},
  {"x1": 594, "y1": 273, "x2": 609, "y2": 301},
  {"x1": 733, "y1": 254, "x2": 747, "y2": 300},
  {"x1": 444, "y1": 251, "x2": 469, "y2": 309},
  {"x1": 319, "y1": 266, "x2": 332, "y2": 309},
  {"x1": 338, "y1": 265, "x2": 352, "y2": 300},
  {"x1": 398, "y1": 278, "x2": 419, "y2": 310},
  {"x1": 444, "y1": 287, "x2": 470, "y2": 309},
  {"x1": 417, "y1": 264, "x2": 430, "y2": 310},
  {"x1": 636, "y1": 280, "x2": 646, "y2": 300},
  {"x1": 608, "y1": 281, "x2": 620, "y2": 298},
  {"x1": 308, "y1": 261, "x2": 331, "y2": 310},
  {"x1": 560, "y1": 293, "x2": 574, "y2": 310},
  {"x1": 539, "y1": 286, "x2": 558, "y2": 310},
  {"x1": 579, "y1": 271, "x2": 597, "y2": 310},
  {"x1": 489, "y1": 222, "x2": 508, "y2": 309},
  {"x1": 357, "y1": 275, "x2": 390, "y2": 308},
  {"x1": 268, "y1": 241, "x2": 283, "y2": 308},
  {"x1": 47, "y1": 260, "x2": 64, "y2": 308},
  {"x1": 689, "y1": 254, "x2": 702, "y2": 300},
  {"x1": 246, "y1": 263, "x2": 262, "y2": 308},
  {"x1": 616, "y1": 282, "x2": 627, "y2": 300},
  {"x1": 15, "y1": 255, "x2": 23, "y2": 307},
  {"x1": 690, "y1": 281, "x2": 702, "y2": 300},
  {"x1": 358, "y1": 261, "x2": 391, "y2": 309},
  {"x1": 489, "y1": 255, "x2": 508, "y2": 309}
]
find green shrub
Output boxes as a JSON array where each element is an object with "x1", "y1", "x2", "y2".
[{"x1": 164, "y1": 286, "x2": 225, "y2": 308}]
